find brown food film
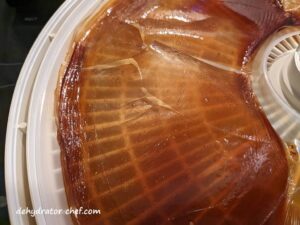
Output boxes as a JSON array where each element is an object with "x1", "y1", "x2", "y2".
[{"x1": 57, "y1": 0, "x2": 300, "y2": 224}]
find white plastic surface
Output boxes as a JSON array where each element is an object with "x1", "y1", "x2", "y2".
[
  {"x1": 252, "y1": 28, "x2": 300, "y2": 149},
  {"x1": 5, "y1": 1, "x2": 82, "y2": 225},
  {"x1": 26, "y1": 1, "x2": 108, "y2": 225},
  {"x1": 266, "y1": 43, "x2": 300, "y2": 112},
  {"x1": 289, "y1": 47, "x2": 300, "y2": 98}
]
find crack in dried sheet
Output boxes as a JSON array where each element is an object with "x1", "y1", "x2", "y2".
[
  {"x1": 195, "y1": 57, "x2": 244, "y2": 74},
  {"x1": 83, "y1": 58, "x2": 143, "y2": 80},
  {"x1": 141, "y1": 87, "x2": 182, "y2": 115},
  {"x1": 84, "y1": 57, "x2": 181, "y2": 123},
  {"x1": 186, "y1": 205, "x2": 218, "y2": 215},
  {"x1": 204, "y1": 122, "x2": 272, "y2": 144},
  {"x1": 121, "y1": 88, "x2": 182, "y2": 125},
  {"x1": 150, "y1": 41, "x2": 245, "y2": 76}
]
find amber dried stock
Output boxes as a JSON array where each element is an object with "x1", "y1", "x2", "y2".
[{"x1": 57, "y1": 0, "x2": 300, "y2": 225}]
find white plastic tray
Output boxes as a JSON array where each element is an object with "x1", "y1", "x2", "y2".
[
  {"x1": 26, "y1": 1, "x2": 108, "y2": 225},
  {"x1": 5, "y1": 1, "x2": 82, "y2": 225},
  {"x1": 251, "y1": 28, "x2": 300, "y2": 149}
]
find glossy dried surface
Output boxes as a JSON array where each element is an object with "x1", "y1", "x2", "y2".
[{"x1": 57, "y1": 1, "x2": 299, "y2": 224}]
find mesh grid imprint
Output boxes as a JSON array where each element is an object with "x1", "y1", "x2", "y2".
[{"x1": 57, "y1": 0, "x2": 300, "y2": 224}]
